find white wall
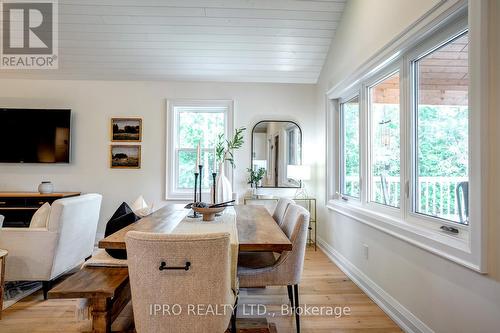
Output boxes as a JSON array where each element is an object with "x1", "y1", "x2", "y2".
[
  {"x1": 0, "y1": 79, "x2": 316, "y2": 235},
  {"x1": 316, "y1": 0, "x2": 500, "y2": 332}
]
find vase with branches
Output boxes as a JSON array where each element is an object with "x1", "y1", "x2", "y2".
[
  {"x1": 215, "y1": 127, "x2": 246, "y2": 168},
  {"x1": 212, "y1": 127, "x2": 246, "y2": 203}
]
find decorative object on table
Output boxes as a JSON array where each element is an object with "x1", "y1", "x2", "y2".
[
  {"x1": 287, "y1": 164, "x2": 311, "y2": 199},
  {"x1": 212, "y1": 171, "x2": 217, "y2": 204},
  {"x1": 192, "y1": 206, "x2": 226, "y2": 222},
  {"x1": 247, "y1": 167, "x2": 266, "y2": 196},
  {"x1": 213, "y1": 127, "x2": 246, "y2": 203},
  {"x1": 110, "y1": 145, "x2": 141, "y2": 169},
  {"x1": 188, "y1": 143, "x2": 203, "y2": 218},
  {"x1": 38, "y1": 181, "x2": 54, "y2": 194},
  {"x1": 104, "y1": 202, "x2": 141, "y2": 259},
  {"x1": 190, "y1": 201, "x2": 234, "y2": 221},
  {"x1": 111, "y1": 117, "x2": 142, "y2": 142}
]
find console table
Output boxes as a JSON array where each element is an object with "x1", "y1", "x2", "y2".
[
  {"x1": 243, "y1": 196, "x2": 317, "y2": 250},
  {"x1": 0, "y1": 192, "x2": 81, "y2": 227}
]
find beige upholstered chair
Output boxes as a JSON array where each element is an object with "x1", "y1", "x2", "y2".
[
  {"x1": 272, "y1": 198, "x2": 295, "y2": 227},
  {"x1": 0, "y1": 194, "x2": 102, "y2": 299},
  {"x1": 126, "y1": 231, "x2": 236, "y2": 333},
  {"x1": 238, "y1": 204, "x2": 310, "y2": 333}
]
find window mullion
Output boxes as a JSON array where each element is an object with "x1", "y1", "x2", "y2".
[
  {"x1": 360, "y1": 84, "x2": 369, "y2": 206},
  {"x1": 401, "y1": 56, "x2": 410, "y2": 221}
]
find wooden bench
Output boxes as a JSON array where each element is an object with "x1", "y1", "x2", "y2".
[{"x1": 48, "y1": 266, "x2": 131, "y2": 333}]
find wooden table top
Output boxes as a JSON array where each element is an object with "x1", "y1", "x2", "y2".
[
  {"x1": 0, "y1": 192, "x2": 81, "y2": 198},
  {"x1": 98, "y1": 204, "x2": 292, "y2": 252}
]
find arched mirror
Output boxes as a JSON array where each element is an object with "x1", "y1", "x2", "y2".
[{"x1": 251, "y1": 120, "x2": 302, "y2": 188}]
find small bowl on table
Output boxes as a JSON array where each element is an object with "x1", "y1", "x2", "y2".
[{"x1": 192, "y1": 206, "x2": 226, "y2": 221}]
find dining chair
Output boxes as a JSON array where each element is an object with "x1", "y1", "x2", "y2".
[
  {"x1": 272, "y1": 198, "x2": 295, "y2": 227},
  {"x1": 238, "y1": 204, "x2": 310, "y2": 333},
  {"x1": 126, "y1": 231, "x2": 237, "y2": 333}
]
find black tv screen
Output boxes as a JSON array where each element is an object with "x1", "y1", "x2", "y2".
[{"x1": 0, "y1": 108, "x2": 71, "y2": 163}]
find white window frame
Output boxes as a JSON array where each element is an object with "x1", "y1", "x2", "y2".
[
  {"x1": 406, "y1": 21, "x2": 470, "y2": 233},
  {"x1": 325, "y1": 0, "x2": 488, "y2": 272},
  {"x1": 365, "y1": 62, "x2": 403, "y2": 218},
  {"x1": 339, "y1": 92, "x2": 362, "y2": 201},
  {"x1": 166, "y1": 99, "x2": 234, "y2": 201}
]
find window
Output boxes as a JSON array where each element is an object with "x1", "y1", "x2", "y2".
[
  {"x1": 167, "y1": 100, "x2": 233, "y2": 200},
  {"x1": 326, "y1": 5, "x2": 487, "y2": 271},
  {"x1": 340, "y1": 96, "x2": 360, "y2": 199},
  {"x1": 369, "y1": 72, "x2": 401, "y2": 208},
  {"x1": 412, "y1": 32, "x2": 469, "y2": 225}
]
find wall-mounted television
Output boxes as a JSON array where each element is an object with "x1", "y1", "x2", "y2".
[{"x1": 0, "y1": 108, "x2": 71, "y2": 163}]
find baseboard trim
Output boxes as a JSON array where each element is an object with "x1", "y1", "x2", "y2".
[{"x1": 317, "y1": 237, "x2": 434, "y2": 333}]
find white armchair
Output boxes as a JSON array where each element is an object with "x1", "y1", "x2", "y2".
[{"x1": 0, "y1": 194, "x2": 102, "y2": 299}]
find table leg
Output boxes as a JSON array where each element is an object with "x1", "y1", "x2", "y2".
[{"x1": 91, "y1": 298, "x2": 112, "y2": 333}]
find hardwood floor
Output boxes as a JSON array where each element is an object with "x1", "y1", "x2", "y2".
[{"x1": 0, "y1": 249, "x2": 401, "y2": 333}]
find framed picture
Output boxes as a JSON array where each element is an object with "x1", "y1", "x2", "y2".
[
  {"x1": 111, "y1": 117, "x2": 142, "y2": 142},
  {"x1": 110, "y1": 145, "x2": 141, "y2": 169}
]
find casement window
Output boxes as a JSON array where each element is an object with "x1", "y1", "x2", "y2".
[
  {"x1": 411, "y1": 31, "x2": 469, "y2": 225},
  {"x1": 166, "y1": 100, "x2": 233, "y2": 200},
  {"x1": 327, "y1": 2, "x2": 487, "y2": 272},
  {"x1": 368, "y1": 71, "x2": 401, "y2": 208},
  {"x1": 340, "y1": 96, "x2": 360, "y2": 199}
]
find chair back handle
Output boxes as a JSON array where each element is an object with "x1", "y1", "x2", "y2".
[{"x1": 159, "y1": 261, "x2": 191, "y2": 271}]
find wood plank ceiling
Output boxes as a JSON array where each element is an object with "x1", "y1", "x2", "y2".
[{"x1": 0, "y1": 0, "x2": 347, "y2": 83}]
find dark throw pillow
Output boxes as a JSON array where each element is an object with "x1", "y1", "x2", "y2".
[{"x1": 104, "y1": 202, "x2": 140, "y2": 259}]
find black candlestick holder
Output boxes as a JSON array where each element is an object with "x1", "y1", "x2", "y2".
[
  {"x1": 212, "y1": 172, "x2": 217, "y2": 204},
  {"x1": 188, "y1": 172, "x2": 200, "y2": 218},
  {"x1": 198, "y1": 165, "x2": 203, "y2": 202}
]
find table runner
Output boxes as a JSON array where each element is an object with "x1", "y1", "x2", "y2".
[{"x1": 172, "y1": 207, "x2": 239, "y2": 291}]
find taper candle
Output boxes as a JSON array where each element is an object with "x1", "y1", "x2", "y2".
[{"x1": 195, "y1": 142, "x2": 201, "y2": 168}]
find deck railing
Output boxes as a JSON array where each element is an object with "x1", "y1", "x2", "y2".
[{"x1": 345, "y1": 176, "x2": 468, "y2": 223}]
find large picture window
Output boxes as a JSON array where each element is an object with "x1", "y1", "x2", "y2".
[{"x1": 326, "y1": 6, "x2": 485, "y2": 271}]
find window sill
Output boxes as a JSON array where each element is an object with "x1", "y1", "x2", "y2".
[{"x1": 326, "y1": 199, "x2": 483, "y2": 272}]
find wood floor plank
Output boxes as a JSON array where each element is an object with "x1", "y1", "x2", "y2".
[{"x1": 0, "y1": 249, "x2": 401, "y2": 333}]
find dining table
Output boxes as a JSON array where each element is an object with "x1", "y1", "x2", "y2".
[{"x1": 98, "y1": 204, "x2": 292, "y2": 253}]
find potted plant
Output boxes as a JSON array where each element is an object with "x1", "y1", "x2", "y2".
[
  {"x1": 247, "y1": 167, "x2": 266, "y2": 197},
  {"x1": 213, "y1": 127, "x2": 246, "y2": 203}
]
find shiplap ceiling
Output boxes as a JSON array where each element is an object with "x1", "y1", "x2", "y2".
[{"x1": 0, "y1": 0, "x2": 347, "y2": 83}]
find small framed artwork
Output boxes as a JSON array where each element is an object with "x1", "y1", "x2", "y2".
[
  {"x1": 111, "y1": 117, "x2": 142, "y2": 142},
  {"x1": 110, "y1": 145, "x2": 141, "y2": 169}
]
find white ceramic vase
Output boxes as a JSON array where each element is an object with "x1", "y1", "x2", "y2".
[
  {"x1": 213, "y1": 162, "x2": 232, "y2": 204},
  {"x1": 38, "y1": 181, "x2": 54, "y2": 194}
]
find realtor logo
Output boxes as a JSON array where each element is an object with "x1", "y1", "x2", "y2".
[{"x1": 1, "y1": 0, "x2": 58, "y2": 69}]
